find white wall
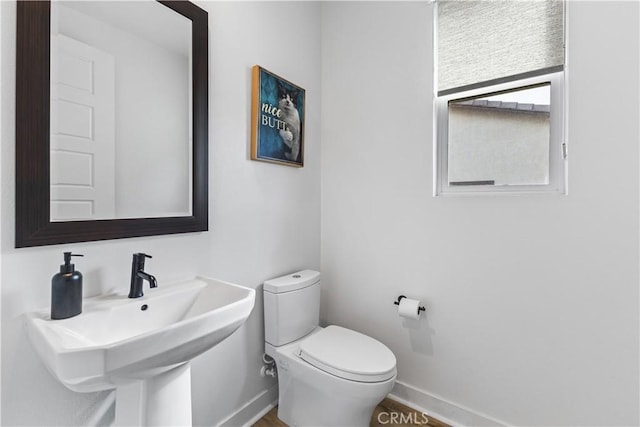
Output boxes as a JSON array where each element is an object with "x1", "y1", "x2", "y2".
[
  {"x1": 0, "y1": 1, "x2": 320, "y2": 425},
  {"x1": 321, "y1": 1, "x2": 639, "y2": 426},
  {"x1": 0, "y1": 1, "x2": 4, "y2": 423},
  {"x1": 191, "y1": 2, "x2": 321, "y2": 424}
]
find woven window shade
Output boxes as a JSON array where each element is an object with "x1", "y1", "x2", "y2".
[{"x1": 437, "y1": 0, "x2": 565, "y2": 95}]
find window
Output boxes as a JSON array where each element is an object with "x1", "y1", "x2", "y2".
[{"x1": 434, "y1": 0, "x2": 566, "y2": 196}]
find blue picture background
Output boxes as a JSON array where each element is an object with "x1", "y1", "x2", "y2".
[{"x1": 257, "y1": 68, "x2": 305, "y2": 163}]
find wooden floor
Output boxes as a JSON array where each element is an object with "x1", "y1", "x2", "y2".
[{"x1": 252, "y1": 397, "x2": 449, "y2": 427}]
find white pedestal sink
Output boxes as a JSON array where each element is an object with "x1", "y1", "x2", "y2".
[{"x1": 24, "y1": 276, "x2": 255, "y2": 426}]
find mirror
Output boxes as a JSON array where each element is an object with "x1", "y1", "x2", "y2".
[
  {"x1": 50, "y1": 1, "x2": 192, "y2": 221},
  {"x1": 447, "y1": 83, "x2": 551, "y2": 187},
  {"x1": 16, "y1": 1, "x2": 208, "y2": 247}
]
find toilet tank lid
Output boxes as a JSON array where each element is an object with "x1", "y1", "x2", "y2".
[{"x1": 263, "y1": 270, "x2": 320, "y2": 293}]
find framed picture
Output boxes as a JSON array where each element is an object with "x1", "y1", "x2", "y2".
[{"x1": 251, "y1": 66, "x2": 305, "y2": 167}]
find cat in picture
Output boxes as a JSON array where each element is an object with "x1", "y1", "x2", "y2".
[{"x1": 278, "y1": 83, "x2": 301, "y2": 162}]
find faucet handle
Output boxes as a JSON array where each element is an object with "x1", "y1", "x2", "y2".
[{"x1": 132, "y1": 253, "x2": 152, "y2": 269}]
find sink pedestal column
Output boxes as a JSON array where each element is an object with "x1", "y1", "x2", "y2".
[{"x1": 115, "y1": 363, "x2": 192, "y2": 426}]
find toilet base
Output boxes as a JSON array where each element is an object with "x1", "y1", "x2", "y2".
[
  {"x1": 277, "y1": 377, "x2": 391, "y2": 427},
  {"x1": 266, "y1": 329, "x2": 396, "y2": 427}
]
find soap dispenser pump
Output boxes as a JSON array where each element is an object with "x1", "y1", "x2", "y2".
[{"x1": 51, "y1": 252, "x2": 84, "y2": 320}]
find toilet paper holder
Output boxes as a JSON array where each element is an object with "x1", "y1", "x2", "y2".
[{"x1": 394, "y1": 295, "x2": 425, "y2": 313}]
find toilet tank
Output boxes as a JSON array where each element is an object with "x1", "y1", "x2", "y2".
[{"x1": 264, "y1": 270, "x2": 321, "y2": 346}]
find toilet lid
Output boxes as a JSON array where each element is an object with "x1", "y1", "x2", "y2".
[{"x1": 298, "y1": 326, "x2": 396, "y2": 383}]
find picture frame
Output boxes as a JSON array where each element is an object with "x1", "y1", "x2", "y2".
[{"x1": 251, "y1": 65, "x2": 305, "y2": 167}]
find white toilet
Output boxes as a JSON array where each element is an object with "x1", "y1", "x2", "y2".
[{"x1": 263, "y1": 270, "x2": 397, "y2": 426}]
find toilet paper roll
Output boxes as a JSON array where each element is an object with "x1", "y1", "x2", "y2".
[{"x1": 398, "y1": 297, "x2": 422, "y2": 320}]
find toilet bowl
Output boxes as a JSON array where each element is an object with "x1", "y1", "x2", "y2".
[{"x1": 263, "y1": 270, "x2": 396, "y2": 426}]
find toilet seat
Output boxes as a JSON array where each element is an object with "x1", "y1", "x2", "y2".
[{"x1": 298, "y1": 325, "x2": 396, "y2": 383}]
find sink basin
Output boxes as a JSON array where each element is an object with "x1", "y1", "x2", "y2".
[{"x1": 25, "y1": 276, "x2": 255, "y2": 426}]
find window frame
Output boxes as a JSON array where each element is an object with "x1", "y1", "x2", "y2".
[{"x1": 434, "y1": 71, "x2": 567, "y2": 196}]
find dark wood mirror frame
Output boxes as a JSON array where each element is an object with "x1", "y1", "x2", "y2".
[{"x1": 15, "y1": 1, "x2": 208, "y2": 248}]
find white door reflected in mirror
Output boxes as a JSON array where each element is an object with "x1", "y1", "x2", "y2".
[{"x1": 50, "y1": 1, "x2": 192, "y2": 221}]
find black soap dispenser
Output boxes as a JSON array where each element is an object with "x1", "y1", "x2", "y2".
[{"x1": 51, "y1": 252, "x2": 84, "y2": 320}]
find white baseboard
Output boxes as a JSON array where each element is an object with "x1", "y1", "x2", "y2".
[
  {"x1": 215, "y1": 380, "x2": 505, "y2": 427},
  {"x1": 389, "y1": 381, "x2": 506, "y2": 427},
  {"x1": 218, "y1": 385, "x2": 278, "y2": 427}
]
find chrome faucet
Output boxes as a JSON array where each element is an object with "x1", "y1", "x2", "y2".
[{"x1": 128, "y1": 253, "x2": 157, "y2": 298}]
